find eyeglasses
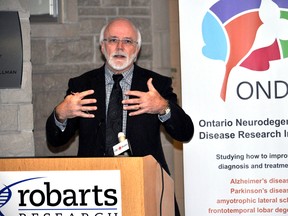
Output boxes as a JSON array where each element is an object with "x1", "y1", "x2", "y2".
[{"x1": 103, "y1": 37, "x2": 138, "y2": 46}]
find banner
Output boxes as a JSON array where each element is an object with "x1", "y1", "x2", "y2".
[{"x1": 179, "y1": 0, "x2": 288, "y2": 215}]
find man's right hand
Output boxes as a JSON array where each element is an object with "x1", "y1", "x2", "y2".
[{"x1": 55, "y1": 90, "x2": 97, "y2": 123}]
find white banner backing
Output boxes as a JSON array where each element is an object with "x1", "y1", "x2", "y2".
[{"x1": 179, "y1": 0, "x2": 288, "y2": 215}]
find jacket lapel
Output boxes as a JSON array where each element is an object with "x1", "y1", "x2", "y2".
[
  {"x1": 130, "y1": 65, "x2": 149, "y2": 91},
  {"x1": 127, "y1": 65, "x2": 149, "y2": 138}
]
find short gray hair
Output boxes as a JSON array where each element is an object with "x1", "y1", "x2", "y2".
[{"x1": 99, "y1": 18, "x2": 142, "y2": 48}]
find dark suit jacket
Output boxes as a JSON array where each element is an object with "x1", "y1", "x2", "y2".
[{"x1": 46, "y1": 64, "x2": 194, "y2": 174}]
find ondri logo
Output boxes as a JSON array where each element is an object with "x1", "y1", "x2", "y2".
[
  {"x1": 202, "y1": 0, "x2": 288, "y2": 101},
  {"x1": 0, "y1": 177, "x2": 43, "y2": 216}
]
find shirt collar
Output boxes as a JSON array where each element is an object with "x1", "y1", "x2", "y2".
[{"x1": 105, "y1": 64, "x2": 134, "y2": 85}]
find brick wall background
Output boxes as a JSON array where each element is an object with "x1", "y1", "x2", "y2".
[{"x1": 0, "y1": 0, "x2": 185, "y2": 214}]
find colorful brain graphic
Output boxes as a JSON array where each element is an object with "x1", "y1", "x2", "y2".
[{"x1": 202, "y1": 0, "x2": 288, "y2": 101}]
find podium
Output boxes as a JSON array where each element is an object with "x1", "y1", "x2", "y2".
[{"x1": 0, "y1": 155, "x2": 174, "y2": 215}]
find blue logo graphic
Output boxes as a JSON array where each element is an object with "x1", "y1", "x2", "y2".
[{"x1": 0, "y1": 177, "x2": 43, "y2": 216}]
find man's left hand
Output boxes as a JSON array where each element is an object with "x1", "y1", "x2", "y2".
[{"x1": 123, "y1": 78, "x2": 168, "y2": 116}]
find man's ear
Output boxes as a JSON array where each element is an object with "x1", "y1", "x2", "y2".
[{"x1": 100, "y1": 43, "x2": 105, "y2": 54}]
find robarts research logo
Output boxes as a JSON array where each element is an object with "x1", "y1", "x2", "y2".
[
  {"x1": 0, "y1": 177, "x2": 43, "y2": 216},
  {"x1": 0, "y1": 171, "x2": 121, "y2": 216},
  {"x1": 202, "y1": 0, "x2": 288, "y2": 101}
]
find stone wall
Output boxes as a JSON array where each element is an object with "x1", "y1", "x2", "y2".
[{"x1": 0, "y1": 0, "x2": 34, "y2": 157}]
